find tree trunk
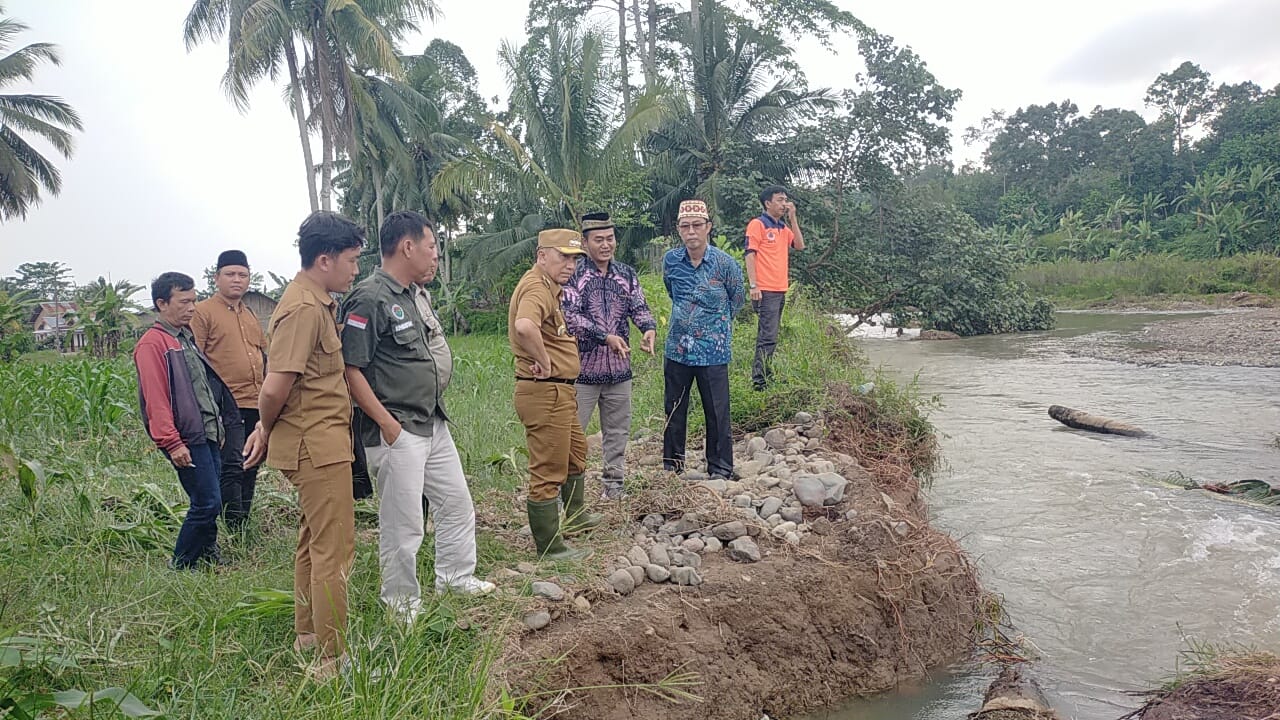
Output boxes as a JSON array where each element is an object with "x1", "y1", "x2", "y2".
[
  {"x1": 372, "y1": 169, "x2": 385, "y2": 230},
  {"x1": 313, "y1": 26, "x2": 337, "y2": 211},
  {"x1": 617, "y1": 0, "x2": 632, "y2": 110},
  {"x1": 646, "y1": 0, "x2": 657, "y2": 86},
  {"x1": 690, "y1": 0, "x2": 705, "y2": 123},
  {"x1": 285, "y1": 40, "x2": 319, "y2": 213},
  {"x1": 633, "y1": 0, "x2": 652, "y2": 89}
]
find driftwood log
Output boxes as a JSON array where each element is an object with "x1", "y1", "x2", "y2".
[
  {"x1": 970, "y1": 666, "x2": 1061, "y2": 719},
  {"x1": 1048, "y1": 405, "x2": 1147, "y2": 437}
]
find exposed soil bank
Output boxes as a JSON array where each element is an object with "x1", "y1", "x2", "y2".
[
  {"x1": 1069, "y1": 308, "x2": 1280, "y2": 367},
  {"x1": 503, "y1": 391, "x2": 982, "y2": 720},
  {"x1": 1122, "y1": 653, "x2": 1280, "y2": 720}
]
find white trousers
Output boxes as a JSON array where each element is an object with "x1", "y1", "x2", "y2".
[{"x1": 365, "y1": 416, "x2": 478, "y2": 609}]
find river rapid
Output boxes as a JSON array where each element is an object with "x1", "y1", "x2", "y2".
[{"x1": 814, "y1": 311, "x2": 1280, "y2": 719}]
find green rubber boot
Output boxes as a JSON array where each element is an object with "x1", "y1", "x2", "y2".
[
  {"x1": 560, "y1": 473, "x2": 603, "y2": 535},
  {"x1": 527, "y1": 498, "x2": 591, "y2": 562}
]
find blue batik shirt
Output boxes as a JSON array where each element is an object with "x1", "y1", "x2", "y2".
[{"x1": 662, "y1": 244, "x2": 745, "y2": 366}]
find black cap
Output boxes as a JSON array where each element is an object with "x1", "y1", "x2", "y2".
[
  {"x1": 216, "y1": 250, "x2": 249, "y2": 270},
  {"x1": 581, "y1": 212, "x2": 614, "y2": 232}
]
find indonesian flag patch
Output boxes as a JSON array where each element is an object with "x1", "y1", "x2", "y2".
[{"x1": 345, "y1": 313, "x2": 368, "y2": 330}]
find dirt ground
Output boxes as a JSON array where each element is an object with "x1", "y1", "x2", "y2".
[
  {"x1": 502, "y1": 396, "x2": 982, "y2": 720},
  {"x1": 1127, "y1": 672, "x2": 1280, "y2": 720}
]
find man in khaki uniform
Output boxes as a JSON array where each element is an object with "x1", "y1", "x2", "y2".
[
  {"x1": 243, "y1": 211, "x2": 363, "y2": 680},
  {"x1": 509, "y1": 229, "x2": 599, "y2": 561},
  {"x1": 192, "y1": 249, "x2": 266, "y2": 532}
]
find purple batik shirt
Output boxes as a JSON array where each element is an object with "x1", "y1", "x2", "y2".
[{"x1": 562, "y1": 258, "x2": 657, "y2": 385}]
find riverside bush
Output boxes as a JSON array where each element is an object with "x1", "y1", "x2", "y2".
[{"x1": 1018, "y1": 253, "x2": 1280, "y2": 304}]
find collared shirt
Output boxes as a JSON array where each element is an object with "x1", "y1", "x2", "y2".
[
  {"x1": 744, "y1": 213, "x2": 796, "y2": 292},
  {"x1": 508, "y1": 265, "x2": 580, "y2": 381},
  {"x1": 265, "y1": 272, "x2": 352, "y2": 471},
  {"x1": 662, "y1": 245, "x2": 745, "y2": 367},
  {"x1": 562, "y1": 258, "x2": 657, "y2": 385},
  {"x1": 412, "y1": 284, "x2": 453, "y2": 391},
  {"x1": 156, "y1": 319, "x2": 223, "y2": 446},
  {"x1": 340, "y1": 268, "x2": 447, "y2": 448},
  {"x1": 191, "y1": 296, "x2": 266, "y2": 408}
]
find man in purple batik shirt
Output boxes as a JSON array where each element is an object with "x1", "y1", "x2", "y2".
[{"x1": 562, "y1": 212, "x2": 657, "y2": 499}]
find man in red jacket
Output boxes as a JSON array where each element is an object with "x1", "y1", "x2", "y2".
[{"x1": 134, "y1": 272, "x2": 237, "y2": 569}]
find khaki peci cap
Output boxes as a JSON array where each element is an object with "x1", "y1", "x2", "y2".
[{"x1": 537, "y1": 228, "x2": 586, "y2": 255}]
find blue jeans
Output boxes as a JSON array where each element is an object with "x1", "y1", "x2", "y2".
[{"x1": 172, "y1": 442, "x2": 223, "y2": 568}]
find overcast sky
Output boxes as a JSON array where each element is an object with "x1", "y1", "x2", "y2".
[{"x1": 3, "y1": 0, "x2": 1278, "y2": 289}]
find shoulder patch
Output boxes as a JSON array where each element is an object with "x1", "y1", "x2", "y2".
[
  {"x1": 346, "y1": 313, "x2": 368, "y2": 330},
  {"x1": 389, "y1": 303, "x2": 407, "y2": 321}
]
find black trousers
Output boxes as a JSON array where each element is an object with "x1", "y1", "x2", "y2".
[
  {"x1": 220, "y1": 407, "x2": 259, "y2": 530},
  {"x1": 752, "y1": 290, "x2": 786, "y2": 387},
  {"x1": 662, "y1": 358, "x2": 734, "y2": 478}
]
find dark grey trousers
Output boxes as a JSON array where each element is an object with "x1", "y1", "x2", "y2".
[{"x1": 751, "y1": 290, "x2": 787, "y2": 387}]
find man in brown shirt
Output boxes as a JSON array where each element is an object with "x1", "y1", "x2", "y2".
[
  {"x1": 509, "y1": 229, "x2": 598, "y2": 561},
  {"x1": 192, "y1": 250, "x2": 266, "y2": 532},
  {"x1": 243, "y1": 211, "x2": 363, "y2": 680}
]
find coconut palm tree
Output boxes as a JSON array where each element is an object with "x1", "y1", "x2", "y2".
[
  {"x1": 432, "y1": 24, "x2": 667, "y2": 278},
  {"x1": 72, "y1": 278, "x2": 143, "y2": 357},
  {"x1": 647, "y1": 2, "x2": 832, "y2": 223},
  {"x1": 0, "y1": 5, "x2": 82, "y2": 222}
]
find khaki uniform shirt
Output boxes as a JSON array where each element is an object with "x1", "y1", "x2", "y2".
[
  {"x1": 191, "y1": 296, "x2": 266, "y2": 409},
  {"x1": 339, "y1": 268, "x2": 448, "y2": 448},
  {"x1": 266, "y1": 272, "x2": 352, "y2": 471},
  {"x1": 508, "y1": 265, "x2": 580, "y2": 381}
]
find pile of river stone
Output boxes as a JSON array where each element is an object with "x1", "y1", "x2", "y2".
[{"x1": 600, "y1": 411, "x2": 862, "y2": 596}]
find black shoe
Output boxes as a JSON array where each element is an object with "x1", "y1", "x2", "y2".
[{"x1": 753, "y1": 382, "x2": 766, "y2": 391}]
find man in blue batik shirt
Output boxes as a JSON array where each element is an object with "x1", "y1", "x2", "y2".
[{"x1": 661, "y1": 199, "x2": 745, "y2": 480}]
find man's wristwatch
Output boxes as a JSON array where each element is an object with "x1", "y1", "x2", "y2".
[{"x1": 749, "y1": 283, "x2": 758, "y2": 290}]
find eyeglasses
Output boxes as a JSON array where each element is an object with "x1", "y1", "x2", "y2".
[{"x1": 677, "y1": 221, "x2": 708, "y2": 232}]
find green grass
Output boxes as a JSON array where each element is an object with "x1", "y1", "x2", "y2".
[
  {"x1": 0, "y1": 280, "x2": 932, "y2": 719},
  {"x1": 1017, "y1": 253, "x2": 1280, "y2": 307}
]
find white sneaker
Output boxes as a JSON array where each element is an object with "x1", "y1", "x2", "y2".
[
  {"x1": 387, "y1": 598, "x2": 423, "y2": 625},
  {"x1": 435, "y1": 576, "x2": 496, "y2": 596}
]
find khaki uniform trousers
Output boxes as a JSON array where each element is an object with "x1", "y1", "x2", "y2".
[
  {"x1": 286, "y1": 448, "x2": 355, "y2": 658},
  {"x1": 514, "y1": 380, "x2": 587, "y2": 501}
]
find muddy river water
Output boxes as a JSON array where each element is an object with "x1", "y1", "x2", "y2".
[{"x1": 812, "y1": 312, "x2": 1280, "y2": 719}]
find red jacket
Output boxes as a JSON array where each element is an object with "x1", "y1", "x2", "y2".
[{"x1": 133, "y1": 323, "x2": 238, "y2": 454}]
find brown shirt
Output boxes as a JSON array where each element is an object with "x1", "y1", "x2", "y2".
[
  {"x1": 265, "y1": 272, "x2": 352, "y2": 471},
  {"x1": 191, "y1": 296, "x2": 266, "y2": 408},
  {"x1": 508, "y1": 265, "x2": 580, "y2": 381}
]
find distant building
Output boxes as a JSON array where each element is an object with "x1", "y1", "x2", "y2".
[
  {"x1": 28, "y1": 301, "x2": 86, "y2": 351},
  {"x1": 242, "y1": 290, "x2": 277, "y2": 333}
]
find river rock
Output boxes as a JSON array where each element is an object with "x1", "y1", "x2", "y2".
[
  {"x1": 761, "y1": 475, "x2": 782, "y2": 489},
  {"x1": 671, "y1": 566, "x2": 703, "y2": 586},
  {"x1": 737, "y1": 460, "x2": 764, "y2": 479},
  {"x1": 490, "y1": 568, "x2": 522, "y2": 582},
  {"x1": 793, "y1": 476, "x2": 827, "y2": 507},
  {"x1": 516, "y1": 562, "x2": 538, "y2": 575},
  {"x1": 770, "y1": 520, "x2": 797, "y2": 538},
  {"x1": 809, "y1": 517, "x2": 834, "y2": 536},
  {"x1": 639, "y1": 454, "x2": 661, "y2": 467},
  {"x1": 681, "y1": 537, "x2": 706, "y2": 553},
  {"x1": 780, "y1": 506, "x2": 804, "y2": 523},
  {"x1": 815, "y1": 472, "x2": 849, "y2": 504},
  {"x1": 752, "y1": 451, "x2": 774, "y2": 467},
  {"x1": 648, "y1": 545, "x2": 672, "y2": 568},
  {"x1": 703, "y1": 478, "x2": 728, "y2": 494},
  {"x1": 732, "y1": 493, "x2": 754, "y2": 508},
  {"x1": 627, "y1": 546, "x2": 650, "y2": 568},
  {"x1": 802, "y1": 425, "x2": 823, "y2": 439},
  {"x1": 746, "y1": 436, "x2": 768, "y2": 455},
  {"x1": 607, "y1": 569, "x2": 636, "y2": 595},
  {"x1": 712, "y1": 521, "x2": 748, "y2": 541},
  {"x1": 892, "y1": 521, "x2": 911, "y2": 538},
  {"x1": 641, "y1": 514, "x2": 665, "y2": 532},
  {"x1": 917, "y1": 329, "x2": 961, "y2": 340},
  {"x1": 758, "y1": 496, "x2": 785, "y2": 520},
  {"x1": 764, "y1": 428, "x2": 787, "y2": 450},
  {"x1": 531, "y1": 582, "x2": 565, "y2": 601},
  {"x1": 772, "y1": 466, "x2": 792, "y2": 481},
  {"x1": 784, "y1": 531, "x2": 801, "y2": 546},
  {"x1": 660, "y1": 514, "x2": 701, "y2": 536},
  {"x1": 793, "y1": 411, "x2": 814, "y2": 424},
  {"x1": 626, "y1": 565, "x2": 646, "y2": 586},
  {"x1": 845, "y1": 509, "x2": 858, "y2": 521},
  {"x1": 806, "y1": 459, "x2": 837, "y2": 474},
  {"x1": 684, "y1": 469, "x2": 710, "y2": 482},
  {"x1": 524, "y1": 610, "x2": 551, "y2": 631},
  {"x1": 728, "y1": 537, "x2": 762, "y2": 563},
  {"x1": 646, "y1": 564, "x2": 671, "y2": 583},
  {"x1": 573, "y1": 596, "x2": 591, "y2": 612},
  {"x1": 703, "y1": 537, "x2": 722, "y2": 552}
]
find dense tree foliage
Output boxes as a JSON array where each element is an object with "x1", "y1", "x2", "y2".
[{"x1": 937, "y1": 62, "x2": 1280, "y2": 265}]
